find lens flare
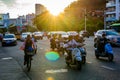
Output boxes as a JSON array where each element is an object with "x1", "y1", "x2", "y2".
[
  {"x1": 47, "y1": 77, "x2": 54, "y2": 80},
  {"x1": 45, "y1": 51, "x2": 60, "y2": 62}
]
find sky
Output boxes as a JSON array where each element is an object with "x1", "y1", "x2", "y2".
[{"x1": 0, "y1": 0, "x2": 75, "y2": 18}]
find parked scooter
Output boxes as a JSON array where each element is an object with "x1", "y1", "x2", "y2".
[
  {"x1": 95, "y1": 43, "x2": 114, "y2": 61},
  {"x1": 64, "y1": 44, "x2": 86, "y2": 70}
]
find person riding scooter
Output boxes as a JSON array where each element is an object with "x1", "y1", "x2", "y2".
[
  {"x1": 95, "y1": 33, "x2": 108, "y2": 53},
  {"x1": 50, "y1": 34, "x2": 57, "y2": 50},
  {"x1": 64, "y1": 35, "x2": 83, "y2": 64},
  {"x1": 57, "y1": 34, "x2": 65, "y2": 54},
  {"x1": 95, "y1": 32, "x2": 114, "y2": 61}
]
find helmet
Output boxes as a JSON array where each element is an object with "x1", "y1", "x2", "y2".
[
  {"x1": 102, "y1": 32, "x2": 106, "y2": 37},
  {"x1": 68, "y1": 35, "x2": 73, "y2": 40}
]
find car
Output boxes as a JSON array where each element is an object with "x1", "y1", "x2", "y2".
[
  {"x1": 20, "y1": 32, "x2": 32, "y2": 41},
  {"x1": 1, "y1": 34, "x2": 17, "y2": 46},
  {"x1": 67, "y1": 31, "x2": 78, "y2": 36},
  {"x1": 53, "y1": 31, "x2": 69, "y2": 39},
  {"x1": 47, "y1": 31, "x2": 57, "y2": 39},
  {"x1": 79, "y1": 30, "x2": 89, "y2": 38},
  {"x1": 94, "y1": 30, "x2": 120, "y2": 46},
  {"x1": 60, "y1": 32, "x2": 69, "y2": 39},
  {"x1": 33, "y1": 32, "x2": 44, "y2": 40}
]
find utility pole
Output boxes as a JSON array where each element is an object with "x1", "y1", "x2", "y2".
[
  {"x1": 84, "y1": 8, "x2": 87, "y2": 31},
  {"x1": 104, "y1": 10, "x2": 106, "y2": 30}
]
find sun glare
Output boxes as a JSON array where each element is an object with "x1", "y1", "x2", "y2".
[
  {"x1": 49, "y1": 8, "x2": 61, "y2": 16},
  {"x1": 41, "y1": 0, "x2": 75, "y2": 16}
]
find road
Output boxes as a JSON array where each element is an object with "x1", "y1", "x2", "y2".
[{"x1": 0, "y1": 37, "x2": 120, "y2": 80}]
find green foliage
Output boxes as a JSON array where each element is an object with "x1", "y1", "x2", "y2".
[
  {"x1": 0, "y1": 28, "x2": 7, "y2": 33},
  {"x1": 0, "y1": 29, "x2": 3, "y2": 33},
  {"x1": 33, "y1": 0, "x2": 105, "y2": 34},
  {"x1": 25, "y1": 25, "x2": 37, "y2": 32}
]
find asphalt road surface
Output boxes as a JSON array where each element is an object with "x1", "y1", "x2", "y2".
[{"x1": 0, "y1": 37, "x2": 120, "y2": 80}]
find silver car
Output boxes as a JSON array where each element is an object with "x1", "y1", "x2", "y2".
[
  {"x1": 94, "y1": 30, "x2": 120, "y2": 46},
  {"x1": 20, "y1": 32, "x2": 32, "y2": 41},
  {"x1": 2, "y1": 34, "x2": 17, "y2": 46}
]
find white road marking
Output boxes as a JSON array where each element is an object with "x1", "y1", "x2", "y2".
[
  {"x1": 1, "y1": 57, "x2": 13, "y2": 60},
  {"x1": 40, "y1": 48, "x2": 43, "y2": 49},
  {"x1": 86, "y1": 61, "x2": 92, "y2": 64},
  {"x1": 101, "y1": 65, "x2": 115, "y2": 71},
  {"x1": 45, "y1": 69, "x2": 68, "y2": 73}
]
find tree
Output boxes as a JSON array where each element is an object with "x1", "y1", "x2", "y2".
[{"x1": 33, "y1": 0, "x2": 105, "y2": 33}]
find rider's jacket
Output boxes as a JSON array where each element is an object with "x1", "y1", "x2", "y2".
[
  {"x1": 64, "y1": 39, "x2": 80, "y2": 48},
  {"x1": 96, "y1": 37, "x2": 108, "y2": 52}
]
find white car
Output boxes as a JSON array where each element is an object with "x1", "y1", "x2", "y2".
[
  {"x1": 79, "y1": 30, "x2": 89, "y2": 38},
  {"x1": 20, "y1": 32, "x2": 32, "y2": 41},
  {"x1": 33, "y1": 32, "x2": 44, "y2": 40},
  {"x1": 94, "y1": 30, "x2": 120, "y2": 46},
  {"x1": 2, "y1": 34, "x2": 17, "y2": 46},
  {"x1": 60, "y1": 32, "x2": 69, "y2": 39},
  {"x1": 67, "y1": 31, "x2": 78, "y2": 36},
  {"x1": 47, "y1": 31, "x2": 69, "y2": 39}
]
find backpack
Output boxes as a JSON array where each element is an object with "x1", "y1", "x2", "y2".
[{"x1": 25, "y1": 39, "x2": 34, "y2": 52}]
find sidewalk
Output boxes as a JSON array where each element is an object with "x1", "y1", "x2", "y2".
[{"x1": 0, "y1": 49, "x2": 30, "y2": 80}]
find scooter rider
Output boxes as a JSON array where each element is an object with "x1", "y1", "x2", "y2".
[
  {"x1": 96, "y1": 32, "x2": 108, "y2": 53},
  {"x1": 50, "y1": 34, "x2": 56, "y2": 50},
  {"x1": 74, "y1": 34, "x2": 85, "y2": 43},
  {"x1": 64, "y1": 35, "x2": 83, "y2": 64},
  {"x1": 57, "y1": 34, "x2": 64, "y2": 52}
]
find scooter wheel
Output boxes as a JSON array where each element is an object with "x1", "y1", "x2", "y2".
[
  {"x1": 95, "y1": 51, "x2": 99, "y2": 59},
  {"x1": 82, "y1": 56, "x2": 86, "y2": 64},
  {"x1": 95, "y1": 55, "x2": 99, "y2": 59},
  {"x1": 108, "y1": 54, "x2": 113, "y2": 61},
  {"x1": 66, "y1": 62, "x2": 70, "y2": 66},
  {"x1": 77, "y1": 61, "x2": 82, "y2": 70}
]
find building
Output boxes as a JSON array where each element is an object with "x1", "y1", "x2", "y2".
[
  {"x1": 105, "y1": 0, "x2": 120, "y2": 27},
  {"x1": 16, "y1": 15, "x2": 27, "y2": 32},
  {"x1": 9, "y1": 19, "x2": 17, "y2": 26},
  {"x1": 0, "y1": 13, "x2": 9, "y2": 28},
  {"x1": 26, "y1": 13, "x2": 35, "y2": 26},
  {"x1": 35, "y1": 4, "x2": 47, "y2": 15}
]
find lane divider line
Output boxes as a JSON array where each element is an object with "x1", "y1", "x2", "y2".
[
  {"x1": 1, "y1": 57, "x2": 13, "y2": 60},
  {"x1": 101, "y1": 65, "x2": 116, "y2": 71},
  {"x1": 45, "y1": 69, "x2": 68, "y2": 73}
]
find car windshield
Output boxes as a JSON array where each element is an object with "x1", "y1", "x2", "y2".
[
  {"x1": 22, "y1": 33, "x2": 29, "y2": 36},
  {"x1": 106, "y1": 31, "x2": 119, "y2": 36},
  {"x1": 4, "y1": 35, "x2": 14, "y2": 38},
  {"x1": 35, "y1": 32, "x2": 42, "y2": 35},
  {"x1": 61, "y1": 32, "x2": 67, "y2": 35}
]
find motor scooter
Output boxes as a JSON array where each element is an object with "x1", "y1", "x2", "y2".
[
  {"x1": 64, "y1": 44, "x2": 86, "y2": 70},
  {"x1": 50, "y1": 38, "x2": 56, "y2": 50},
  {"x1": 95, "y1": 43, "x2": 114, "y2": 61}
]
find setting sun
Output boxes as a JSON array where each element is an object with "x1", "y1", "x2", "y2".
[
  {"x1": 49, "y1": 8, "x2": 61, "y2": 16},
  {"x1": 39, "y1": 0, "x2": 75, "y2": 16}
]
